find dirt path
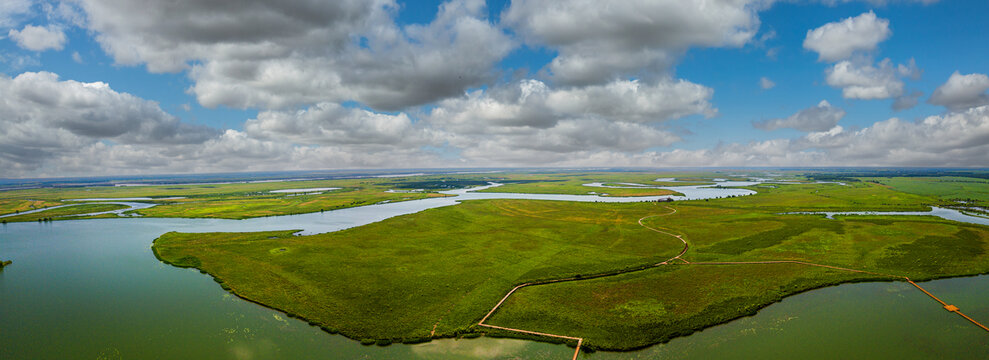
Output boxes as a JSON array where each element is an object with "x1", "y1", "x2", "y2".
[
  {"x1": 474, "y1": 204, "x2": 988, "y2": 359},
  {"x1": 476, "y1": 205, "x2": 682, "y2": 358}
]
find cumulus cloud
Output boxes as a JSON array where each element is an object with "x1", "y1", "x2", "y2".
[
  {"x1": 423, "y1": 78, "x2": 709, "y2": 164},
  {"x1": 826, "y1": 59, "x2": 905, "y2": 99},
  {"x1": 8, "y1": 24, "x2": 67, "y2": 51},
  {"x1": 539, "y1": 105, "x2": 988, "y2": 168},
  {"x1": 928, "y1": 72, "x2": 989, "y2": 112},
  {"x1": 428, "y1": 78, "x2": 715, "y2": 133},
  {"x1": 77, "y1": 0, "x2": 513, "y2": 111},
  {"x1": 804, "y1": 11, "x2": 891, "y2": 62},
  {"x1": 14, "y1": 130, "x2": 447, "y2": 179},
  {"x1": 892, "y1": 90, "x2": 923, "y2": 111},
  {"x1": 759, "y1": 77, "x2": 775, "y2": 89},
  {"x1": 0, "y1": 72, "x2": 218, "y2": 172},
  {"x1": 502, "y1": 0, "x2": 766, "y2": 85},
  {"x1": 244, "y1": 102, "x2": 436, "y2": 148},
  {"x1": 754, "y1": 100, "x2": 845, "y2": 132},
  {"x1": 792, "y1": 105, "x2": 989, "y2": 165},
  {"x1": 0, "y1": 70, "x2": 455, "y2": 178}
]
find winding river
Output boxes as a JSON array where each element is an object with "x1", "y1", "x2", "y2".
[{"x1": 1, "y1": 182, "x2": 987, "y2": 359}]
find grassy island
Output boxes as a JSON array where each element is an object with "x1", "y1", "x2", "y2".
[{"x1": 151, "y1": 175, "x2": 989, "y2": 351}]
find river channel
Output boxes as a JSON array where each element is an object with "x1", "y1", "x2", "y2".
[{"x1": 1, "y1": 182, "x2": 986, "y2": 359}]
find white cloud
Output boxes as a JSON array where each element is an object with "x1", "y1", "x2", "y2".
[
  {"x1": 759, "y1": 77, "x2": 776, "y2": 89},
  {"x1": 448, "y1": 119, "x2": 682, "y2": 165},
  {"x1": 8, "y1": 24, "x2": 67, "y2": 51},
  {"x1": 0, "y1": 0, "x2": 32, "y2": 28},
  {"x1": 244, "y1": 102, "x2": 436, "y2": 148},
  {"x1": 423, "y1": 78, "x2": 708, "y2": 164},
  {"x1": 17, "y1": 131, "x2": 447, "y2": 179},
  {"x1": 428, "y1": 78, "x2": 715, "y2": 133},
  {"x1": 71, "y1": 51, "x2": 83, "y2": 63},
  {"x1": 793, "y1": 106, "x2": 989, "y2": 165},
  {"x1": 754, "y1": 100, "x2": 845, "y2": 132},
  {"x1": 804, "y1": 11, "x2": 891, "y2": 62},
  {"x1": 551, "y1": 105, "x2": 988, "y2": 168},
  {"x1": 826, "y1": 59, "x2": 905, "y2": 99},
  {"x1": 544, "y1": 79, "x2": 717, "y2": 123},
  {"x1": 928, "y1": 72, "x2": 989, "y2": 112},
  {"x1": 0, "y1": 71, "x2": 218, "y2": 171},
  {"x1": 503, "y1": 0, "x2": 767, "y2": 84},
  {"x1": 77, "y1": 0, "x2": 513, "y2": 111},
  {"x1": 0, "y1": 70, "x2": 454, "y2": 178}
]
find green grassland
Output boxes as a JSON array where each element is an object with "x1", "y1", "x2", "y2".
[
  {"x1": 152, "y1": 178, "x2": 989, "y2": 350},
  {"x1": 134, "y1": 187, "x2": 450, "y2": 219},
  {"x1": 487, "y1": 208, "x2": 989, "y2": 349},
  {"x1": 719, "y1": 181, "x2": 939, "y2": 212},
  {"x1": 866, "y1": 176, "x2": 989, "y2": 207},
  {"x1": 0, "y1": 199, "x2": 64, "y2": 216},
  {"x1": 153, "y1": 200, "x2": 685, "y2": 343},
  {"x1": 0, "y1": 177, "x2": 454, "y2": 221},
  {"x1": 0, "y1": 170, "x2": 771, "y2": 221},
  {"x1": 0, "y1": 203, "x2": 130, "y2": 222}
]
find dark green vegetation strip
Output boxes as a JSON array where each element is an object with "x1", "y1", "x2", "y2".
[{"x1": 699, "y1": 218, "x2": 844, "y2": 255}]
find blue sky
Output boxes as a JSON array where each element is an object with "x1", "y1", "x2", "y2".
[{"x1": 1, "y1": 0, "x2": 988, "y2": 178}]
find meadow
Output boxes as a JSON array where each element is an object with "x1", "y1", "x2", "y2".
[
  {"x1": 0, "y1": 177, "x2": 454, "y2": 221},
  {"x1": 472, "y1": 172, "x2": 715, "y2": 196},
  {"x1": 865, "y1": 176, "x2": 989, "y2": 208},
  {"x1": 151, "y1": 175, "x2": 989, "y2": 350},
  {"x1": 154, "y1": 200, "x2": 686, "y2": 343},
  {"x1": 0, "y1": 203, "x2": 129, "y2": 222},
  {"x1": 0, "y1": 171, "x2": 732, "y2": 221}
]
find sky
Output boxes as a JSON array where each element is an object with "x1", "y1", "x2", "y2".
[{"x1": 1, "y1": 0, "x2": 988, "y2": 178}]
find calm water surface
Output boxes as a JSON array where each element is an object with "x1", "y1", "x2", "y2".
[{"x1": 1, "y1": 184, "x2": 987, "y2": 359}]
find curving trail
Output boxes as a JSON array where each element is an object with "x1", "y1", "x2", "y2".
[{"x1": 475, "y1": 204, "x2": 989, "y2": 359}]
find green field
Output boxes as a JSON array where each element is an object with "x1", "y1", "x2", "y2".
[
  {"x1": 0, "y1": 203, "x2": 130, "y2": 222},
  {"x1": 0, "y1": 171, "x2": 729, "y2": 221},
  {"x1": 151, "y1": 176, "x2": 989, "y2": 350},
  {"x1": 473, "y1": 172, "x2": 712, "y2": 196},
  {"x1": 0, "y1": 177, "x2": 455, "y2": 221},
  {"x1": 153, "y1": 200, "x2": 685, "y2": 343},
  {"x1": 486, "y1": 208, "x2": 989, "y2": 349},
  {"x1": 866, "y1": 177, "x2": 989, "y2": 207},
  {"x1": 0, "y1": 199, "x2": 64, "y2": 216}
]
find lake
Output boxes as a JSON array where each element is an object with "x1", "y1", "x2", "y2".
[{"x1": 1, "y1": 183, "x2": 987, "y2": 359}]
